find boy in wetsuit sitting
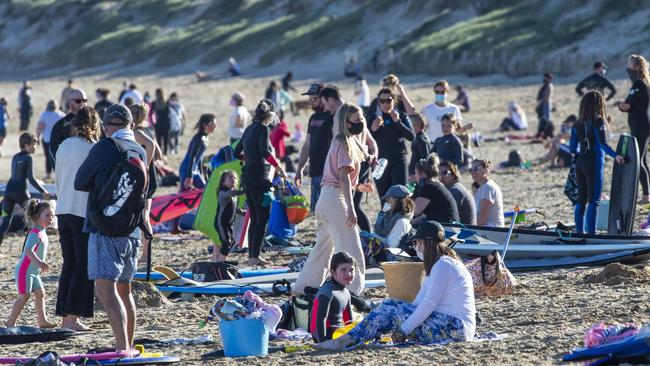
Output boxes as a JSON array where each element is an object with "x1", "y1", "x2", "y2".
[{"x1": 311, "y1": 252, "x2": 355, "y2": 343}]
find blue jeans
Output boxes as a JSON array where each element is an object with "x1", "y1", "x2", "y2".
[
  {"x1": 310, "y1": 176, "x2": 322, "y2": 212},
  {"x1": 347, "y1": 298, "x2": 465, "y2": 344}
]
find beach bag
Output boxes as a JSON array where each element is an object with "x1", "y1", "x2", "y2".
[
  {"x1": 278, "y1": 287, "x2": 318, "y2": 331},
  {"x1": 584, "y1": 322, "x2": 640, "y2": 348},
  {"x1": 268, "y1": 199, "x2": 296, "y2": 239},
  {"x1": 564, "y1": 156, "x2": 578, "y2": 205},
  {"x1": 88, "y1": 138, "x2": 149, "y2": 238},
  {"x1": 190, "y1": 261, "x2": 242, "y2": 282},
  {"x1": 465, "y1": 251, "x2": 517, "y2": 297},
  {"x1": 282, "y1": 184, "x2": 310, "y2": 225}
]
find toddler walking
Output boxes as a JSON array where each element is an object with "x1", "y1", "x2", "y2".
[
  {"x1": 6, "y1": 199, "x2": 56, "y2": 328},
  {"x1": 212, "y1": 171, "x2": 245, "y2": 262}
]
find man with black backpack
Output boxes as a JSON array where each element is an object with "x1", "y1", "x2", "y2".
[{"x1": 75, "y1": 104, "x2": 148, "y2": 351}]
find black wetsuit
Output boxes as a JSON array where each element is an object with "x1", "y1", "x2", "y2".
[
  {"x1": 367, "y1": 109, "x2": 415, "y2": 202},
  {"x1": 311, "y1": 278, "x2": 352, "y2": 343},
  {"x1": 624, "y1": 79, "x2": 650, "y2": 196},
  {"x1": 0, "y1": 151, "x2": 46, "y2": 244},
  {"x1": 234, "y1": 122, "x2": 274, "y2": 259},
  {"x1": 48, "y1": 113, "x2": 75, "y2": 170},
  {"x1": 432, "y1": 134, "x2": 464, "y2": 167},
  {"x1": 215, "y1": 187, "x2": 244, "y2": 256},
  {"x1": 575, "y1": 73, "x2": 616, "y2": 100},
  {"x1": 408, "y1": 131, "x2": 431, "y2": 176}
]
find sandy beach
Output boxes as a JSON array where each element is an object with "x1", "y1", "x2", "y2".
[{"x1": 1, "y1": 73, "x2": 649, "y2": 365}]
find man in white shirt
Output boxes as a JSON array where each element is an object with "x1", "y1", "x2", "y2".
[
  {"x1": 119, "y1": 84, "x2": 143, "y2": 105},
  {"x1": 421, "y1": 80, "x2": 463, "y2": 142}
]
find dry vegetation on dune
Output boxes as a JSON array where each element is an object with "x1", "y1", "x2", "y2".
[{"x1": 0, "y1": 73, "x2": 649, "y2": 364}]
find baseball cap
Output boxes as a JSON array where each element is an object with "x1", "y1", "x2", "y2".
[
  {"x1": 381, "y1": 185, "x2": 410, "y2": 200},
  {"x1": 593, "y1": 61, "x2": 607, "y2": 69},
  {"x1": 103, "y1": 104, "x2": 133, "y2": 126},
  {"x1": 301, "y1": 83, "x2": 323, "y2": 96},
  {"x1": 411, "y1": 220, "x2": 445, "y2": 241}
]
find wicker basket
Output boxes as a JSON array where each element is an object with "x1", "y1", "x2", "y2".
[{"x1": 382, "y1": 261, "x2": 425, "y2": 302}]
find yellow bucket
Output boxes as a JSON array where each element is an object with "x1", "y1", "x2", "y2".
[{"x1": 382, "y1": 262, "x2": 424, "y2": 302}]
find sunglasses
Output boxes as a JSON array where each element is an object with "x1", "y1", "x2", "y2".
[
  {"x1": 471, "y1": 166, "x2": 483, "y2": 172},
  {"x1": 440, "y1": 171, "x2": 452, "y2": 176},
  {"x1": 72, "y1": 98, "x2": 88, "y2": 104},
  {"x1": 434, "y1": 90, "x2": 446, "y2": 95},
  {"x1": 379, "y1": 98, "x2": 393, "y2": 104}
]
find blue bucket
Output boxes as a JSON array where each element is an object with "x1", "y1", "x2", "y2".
[{"x1": 220, "y1": 318, "x2": 269, "y2": 357}]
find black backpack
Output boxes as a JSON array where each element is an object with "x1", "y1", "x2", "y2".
[
  {"x1": 190, "y1": 261, "x2": 242, "y2": 282},
  {"x1": 88, "y1": 138, "x2": 149, "y2": 237}
]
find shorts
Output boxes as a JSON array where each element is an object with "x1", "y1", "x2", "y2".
[{"x1": 88, "y1": 233, "x2": 140, "y2": 283}]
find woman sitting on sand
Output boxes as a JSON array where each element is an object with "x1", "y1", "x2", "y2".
[
  {"x1": 315, "y1": 220, "x2": 476, "y2": 350},
  {"x1": 373, "y1": 185, "x2": 413, "y2": 248},
  {"x1": 471, "y1": 159, "x2": 504, "y2": 227},
  {"x1": 499, "y1": 101, "x2": 528, "y2": 131}
]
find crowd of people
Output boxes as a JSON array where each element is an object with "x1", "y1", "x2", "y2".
[{"x1": 0, "y1": 52, "x2": 649, "y2": 352}]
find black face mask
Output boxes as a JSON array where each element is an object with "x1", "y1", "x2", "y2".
[
  {"x1": 348, "y1": 122, "x2": 364, "y2": 135},
  {"x1": 627, "y1": 68, "x2": 638, "y2": 81}
]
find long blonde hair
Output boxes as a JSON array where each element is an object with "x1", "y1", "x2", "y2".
[
  {"x1": 334, "y1": 103, "x2": 367, "y2": 163},
  {"x1": 629, "y1": 54, "x2": 650, "y2": 86}
]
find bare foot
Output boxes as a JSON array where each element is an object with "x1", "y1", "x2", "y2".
[
  {"x1": 38, "y1": 320, "x2": 57, "y2": 329},
  {"x1": 62, "y1": 320, "x2": 91, "y2": 331}
]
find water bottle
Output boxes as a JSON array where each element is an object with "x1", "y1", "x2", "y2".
[{"x1": 372, "y1": 158, "x2": 388, "y2": 180}]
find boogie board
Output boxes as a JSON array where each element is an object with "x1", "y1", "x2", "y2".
[
  {"x1": 150, "y1": 189, "x2": 203, "y2": 224},
  {"x1": 0, "y1": 350, "x2": 138, "y2": 364},
  {"x1": 0, "y1": 183, "x2": 56, "y2": 200},
  {"x1": 193, "y1": 159, "x2": 247, "y2": 248},
  {"x1": 0, "y1": 326, "x2": 74, "y2": 345},
  {"x1": 97, "y1": 355, "x2": 180, "y2": 365},
  {"x1": 608, "y1": 134, "x2": 640, "y2": 235},
  {"x1": 133, "y1": 266, "x2": 290, "y2": 282}
]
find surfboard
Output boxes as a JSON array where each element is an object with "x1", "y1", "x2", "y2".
[
  {"x1": 608, "y1": 134, "x2": 640, "y2": 235},
  {"x1": 156, "y1": 267, "x2": 384, "y2": 289},
  {"x1": 156, "y1": 279, "x2": 386, "y2": 296},
  {"x1": 0, "y1": 183, "x2": 56, "y2": 199}
]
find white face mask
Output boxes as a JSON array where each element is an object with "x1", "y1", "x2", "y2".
[
  {"x1": 416, "y1": 250, "x2": 424, "y2": 261},
  {"x1": 382, "y1": 202, "x2": 392, "y2": 212}
]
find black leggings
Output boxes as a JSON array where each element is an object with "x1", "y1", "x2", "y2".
[
  {"x1": 244, "y1": 187, "x2": 270, "y2": 259},
  {"x1": 353, "y1": 161, "x2": 371, "y2": 232},
  {"x1": 155, "y1": 126, "x2": 170, "y2": 156},
  {"x1": 56, "y1": 214, "x2": 94, "y2": 318},
  {"x1": 0, "y1": 192, "x2": 27, "y2": 245},
  {"x1": 42, "y1": 141, "x2": 53, "y2": 174},
  {"x1": 374, "y1": 158, "x2": 407, "y2": 205},
  {"x1": 633, "y1": 132, "x2": 650, "y2": 196}
]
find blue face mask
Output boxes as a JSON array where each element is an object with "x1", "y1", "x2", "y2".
[{"x1": 435, "y1": 94, "x2": 446, "y2": 103}]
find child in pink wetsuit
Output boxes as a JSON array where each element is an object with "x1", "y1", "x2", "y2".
[{"x1": 6, "y1": 199, "x2": 56, "y2": 328}]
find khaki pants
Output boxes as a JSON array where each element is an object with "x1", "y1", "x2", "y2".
[{"x1": 293, "y1": 186, "x2": 366, "y2": 295}]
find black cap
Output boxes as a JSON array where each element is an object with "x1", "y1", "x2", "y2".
[
  {"x1": 301, "y1": 83, "x2": 323, "y2": 96},
  {"x1": 103, "y1": 104, "x2": 133, "y2": 126},
  {"x1": 411, "y1": 220, "x2": 445, "y2": 241},
  {"x1": 593, "y1": 61, "x2": 607, "y2": 69}
]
